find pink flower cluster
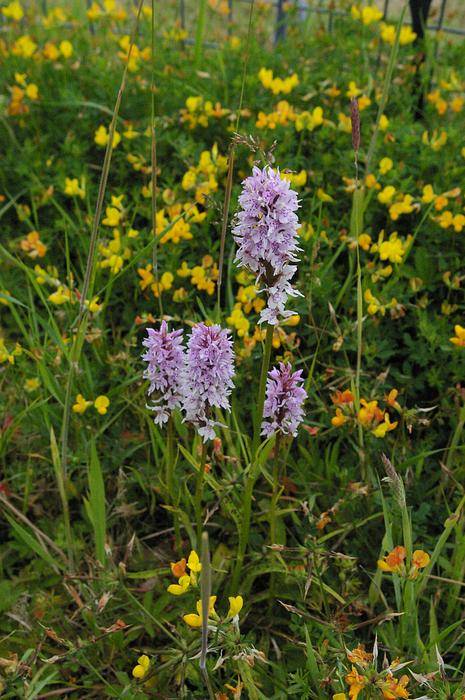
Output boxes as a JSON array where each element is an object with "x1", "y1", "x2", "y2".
[
  {"x1": 142, "y1": 321, "x2": 235, "y2": 441},
  {"x1": 233, "y1": 166, "x2": 301, "y2": 325},
  {"x1": 261, "y1": 363, "x2": 307, "y2": 437}
]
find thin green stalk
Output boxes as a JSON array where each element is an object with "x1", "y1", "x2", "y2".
[
  {"x1": 167, "y1": 417, "x2": 181, "y2": 554},
  {"x1": 195, "y1": 443, "x2": 208, "y2": 547},
  {"x1": 151, "y1": 0, "x2": 162, "y2": 318},
  {"x1": 200, "y1": 532, "x2": 215, "y2": 700},
  {"x1": 252, "y1": 324, "x2": 274, "y2": 454},
  {"x1": 269, "y1": 434, "x2": 281, "y2": 547},
  {"x1": 216, "y1": 0, "x2": 254, "y2": 314},
  {"x1": 351, "y1": 187, "x2": 365, "y2": 468},
  {"x1": 194, "y1": 0, "x2": 208, "y2": 69},
  {"x1": 60, "y1": 0, "x2": 144, "y2": 483},
  {"x1": 232, "y1": 323, "x2": 274, "y2": 590}
]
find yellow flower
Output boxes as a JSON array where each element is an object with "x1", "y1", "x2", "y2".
[
  {"x1": 151, "y1": 272, "x2": 174, "y2": 298},
  {"x1": 183, "y1": 597, "x2": 217, "y2": 628},
  {"x1": 381, "y1": 22, "x2": 416, "y2": 45},
  {"x1": 377, "y1": 185, "x2": 396, "y2": 204},
  {"x1": 43, "y1": 42, "x2": 60, "y2": 61},
  {"x1": 24, "y1": 378, "x2": 40, "y2": 392},
  {"x1": 227, "y1": 596, "x2": 243, "y2": 618},
  {"x1": 94, "y1": 395, "x2": 110, "y2": 415},
  {"x1": 3, "y1": 0, "x2": 24, "y2": 20},
  {"x1": 346, "y1": 81, "x2": 362, "y2": 98},
  {"x1": 167, "y1": 574, "x2": 191, "y2": 596},
  {"x1": 331, "y1": 408, "x2": 348, "y2": 427},
  {"x1": 187, "y1": 550, "x2": 202, "y2": 573},
  {"x1": 132, "y1": 654, "x2": 150, "y2": 679},
  {"x1": 59, "y1": 40, "x2": 73, "y2": 58},
  {"x1": 377, "y1": 545, "x2": 406, "y2": 573},
  {"x1": 12, "y1": 35, "x2": 37, "y2": 58},
  {"x1": 371, "y1": 412, "x2": 398, "y2": 438},
  {"x1": 85, "y1": 296, "x2": 103, "y2": 313},
  {"x1": 102, "y1": 206, "x2": 122, "y2": 227},
  {"x1": 94, "y1": 125, "x2": 121, "y2": 149},
  {"x1": 281, "y1": 170, "x2": 307, "y2": 187},
  {"x1": 345, "y1": 666, "x2": 367, "y2": 699},
  {"x1": 358, "y1": 94, "x2": 371, "y2": 111},
  {"x1": 64, "y1": 177, "x2": 85, "y2": 198},
  {"x1": 379, "y1": 114, "x2": 389, "y2": 131},
  {"x1": 378, "y1": 233, "x2": 405, "y2": 264},
  {"x1": 333, "y1": 695, "x2": 348, "y2": 700},
  {"x1": 48, "y1": 286, "x2": 71, "y2": 305},
  {"x1": 72, "y1": 394, "x2": 93, "y2": 414},
  {"x1": 450, "y1": 325, "x2": 465, "y2": 347},
  {"x1": 358, "y1": 233, "x2": 372, "y2": 251},
  {"x1": 379, "y1": 157, "x2": 393, "y2": 175},
  {"x1": 317, "y1": 188, "x2": 334, "y2": 203},
  {"x1": 25, "y1": 83, "x2": 39, "y2": 100},
  {"x1": 389, "y1": 194, "x2": 414, "y2": 221},
  {"x1": 20, "y1": 231, "x2": 47, "y2": 258}
]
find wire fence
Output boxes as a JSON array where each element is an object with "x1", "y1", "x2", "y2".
[
  {"x1": 177, "y1": 0, "x2": 465, "y2": 44},
  {"x1": 4, "y1": 0, "x2": 465, "y2": 42}
]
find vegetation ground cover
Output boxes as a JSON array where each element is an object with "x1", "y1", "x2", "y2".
[{"x1": 0, "y1": 0, "x2": 465, "y2": 698}]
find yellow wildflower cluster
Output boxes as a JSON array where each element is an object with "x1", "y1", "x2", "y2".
[
  {"x1": 87, "y1": 0, "x2": 127, "y2": 21},
  {"x1": 331, "y1": 389, "x2": 400, "y2": 438},
  {"x1": 256, "y1": 100, "x2": 296, "y2": 129},
  {"x1": 19, "y1": 231, "x2": 47, "y2": 259},
  {"x1": 295, "y1": 106, "x2": 324, "y2": 132},
  {"x1": 64, "y1": 177, "x2": 86, "y2": 199},
  {"x1": 42, "y1": 40, "x2": 73, "y2": 61},
  {"x1": 11, "y1": 35, "x2": 37, "y2": 58},
  {"x1": 183, "y1": 595, "x2": 243, "y2": 628},
  {"x1": 2, "y1": 0, "x2": 24, "y2": 21},
  {"x1": 371, "y1": 230, "x2": 410, "y2": 265},
  {"x1": 155, "y1": 203, "x2": 206, "y2": 244},
  {"x1": 227, "y1": 285, "x2": 266, "y2": 336},
  {"x1": 177, "y1": 255, "x2": 219, "y2": 296},
  {"x1": 350, "y1": 4, "x2": 382, "y2": 25},
  {"x1": 380, "y1": 22, "x2": 417, "y2": 45},
  {"x1": 427, "y1": 88, "x2": 463, "y2": 116},
  {"x1": 94, "y1": 125, "x2": 121, "y2": 149},
  {"x1": 0, "y1": 337, "x2": 22, "y2": 365},
  {"x1": 377, "y1": 186, "x2": 417, "y2": 221},
  {"x1": 138, "y1": 264, "x2": 174, "y2": 298},
  {"x1": 364, "y1": 288, "x2": 400, "y2": 317},
  {"x1": 339, "y1": 645, "x2": 412, "y2": 700},
  {"x1": 281, "y1": 170, "x2": 307, "y2": 188},
  {"x1": 378, "y1": 545, "x2": 430, "y2": 579},
  {"x1": 167, "y1": 550, "x2": 202, "y2": 595},
  {"x1": 99, "y1": 229, "x2": 130, "y2": 275},
  {"x1": 180, "y1": 95, "x2": 229, "y2": 129},
  {"x1": 117, "y1": 35, "x2": 150, "y2": 72},
  {"x1": 422, "y1": 129, "x2": 447, "y2": 151},
  {"x1": 42, "y1": 6, "x2": 67, "y2": 28},
  {"x1": 181, "y1": 145, "x2": 228, "y2": 204},
  {"x1": 258, "y1": 67, "x2": 299, "y2": 95},
  {"x1": 450, "y1": 324, "x2": 465, "y2": 348},
  {"x1": 72, "y1": 394, "x2": 110, "y2": 415},
  {"x1": 7, "y1": 73, "x2": 40, "y2": 116}
]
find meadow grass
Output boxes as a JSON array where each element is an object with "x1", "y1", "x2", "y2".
[{"x1": 0, "y1": 1, "x2": 465, "y2": 698}]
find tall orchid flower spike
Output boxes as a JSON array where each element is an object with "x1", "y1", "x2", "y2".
[
  {"x1": 142, "y1": 320, "x2": 185, "y2": 425},
  {"x1": 182, "y1": 323, "x2": 235, "y2": 441},
  {"x1": 261, "y1": 363, "x2": 307, "y2": 437},
  {"x1": 233, "y1": 165, "x2": 301, "y2": 325}
]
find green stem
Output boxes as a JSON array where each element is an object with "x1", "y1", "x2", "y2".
[
  {"x1": 269, "y1": 435, "x2": 281, "y2": 547},
  {"x1": 166, "y1": 417, "x2": 181, "y2": 553},
  {"x1": 195, "y1": 443, "x2": 208, "y2": 547},
  {"x1": 252, "y1": 324, "x2": 274, "y2": 454},
  {"x1": 231, "y1": 324, "x2": 274, "y2": 591}
]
